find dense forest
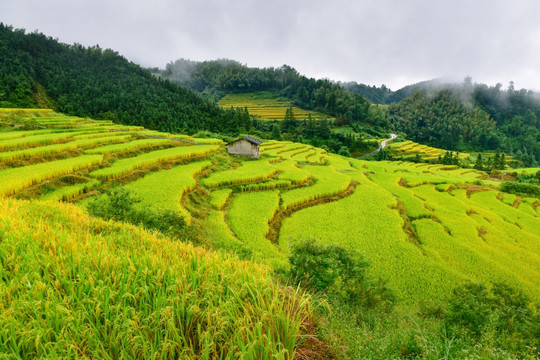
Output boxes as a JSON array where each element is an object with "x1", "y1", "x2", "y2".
[
  {"x1": 340, "y1": 79, "x2": 443, "y2": 104},
  {"x1": 387, "y1": 80, "x2": 540, "y2": 165},
  {"x1": 0, "y1": 24, "x2": 253, "y2": 135},
  {"x1": 159, "y1": 59, "x2": 388, "y2": 129}
]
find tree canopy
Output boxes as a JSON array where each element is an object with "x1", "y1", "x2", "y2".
[
  {"x1": 0, "y1": 24, "x2": 249, "y2": 135},
  {"x1": 161, "y1": 59, "x2": 377, "y2": 128}
]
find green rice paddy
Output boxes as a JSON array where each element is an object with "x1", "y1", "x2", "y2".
[{"x1": 1, "y1": 109, "x2": 539, "y2": 306}]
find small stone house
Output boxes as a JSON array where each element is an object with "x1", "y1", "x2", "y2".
[{"x1": 227, "y1": 136, "x2": 262, "y2": 158}]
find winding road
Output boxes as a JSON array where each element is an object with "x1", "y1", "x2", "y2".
[{"x1": 357, "y1": 133, "x2": 397, "y2": 158}]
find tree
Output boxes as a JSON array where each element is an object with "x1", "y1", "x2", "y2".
[
  {"x1": 499, "y1": 153, "x2": 506, "y2": 170},
  {"x1": 271, "y1": 123, "x2": 281, "y2": 139},
  {"x1": 474, "y1": 153, "x2": 484, "y2": 170},
  {"x1": 289, "y1": 239, "x2": 394, "y2": 309},
  {"x1": 281, "y1": 106, "x2": 296, "y2": 133},
  {"x1": 338, "y1": 146, "x2": 351, "y2": 157},
  {"x1": 485, "y1": 155, "x2": 494, "y2": 171},
  {"x1": 493, "y1": 150, "x2": 501, "y2": 170}
]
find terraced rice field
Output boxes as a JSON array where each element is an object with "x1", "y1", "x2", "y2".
[
  {"x1": 126, "y1": 161, "x2": 212, "y2": 223},
  {"x1": 389, "y1": 140, "x2": 515, "y2": 166},
  {"x1": 1, "y1": 109, "x2": 539, "y2": 305},
  {"x1": 218, "y1": 92, "x2": 328, "y2": 120},
  {"x1": 0, "y1": 134, "x2": 133, "y2": 161},
  {"x1": 0, "y1": 155, "x2": 104, "y2": 197},
  {"x1": 200, "y1": 159, "x2": 280, "y2": 188},
  {"x1": 389, "y1": 140, "x2": 471, "y2": 161},
  {"x1": 40, "y1": 180, "x2": 100, "y2": 201},
  {"x1": 89, "y1": 145, "x2": 219, "y2": 180},
  {"x1": 260, "y1": 142, "x2": 330, "y2": 164}
]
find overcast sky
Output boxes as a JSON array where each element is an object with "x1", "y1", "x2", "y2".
[{"x1": 1, "y1": 0, "x2": 539, "y2": 90}]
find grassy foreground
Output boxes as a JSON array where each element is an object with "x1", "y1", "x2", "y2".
[{"x1": 0, "y1": 198, "x2": 312, "y2": 359}]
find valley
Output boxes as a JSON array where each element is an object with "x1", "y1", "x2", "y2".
[{"x1": 1, "y1": 22, "x2": 540, "y2": 359}]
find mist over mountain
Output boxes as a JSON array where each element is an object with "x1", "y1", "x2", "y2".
[{"x1": 386, "y1": 79, "x2": 540, "y2": 165}]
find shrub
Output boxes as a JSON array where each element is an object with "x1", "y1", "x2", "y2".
[
  {"x1": 338, "y1": 146, "x2": 351, "y2": 157},
  {"x1": 500, "y1": 181, "x2": 540, "y2": 197},
  {"x1": 444, "y1": 282, "x2": 539, "y2": 354},
  {"x1": 446, "y1": 282, "x2": 491, "y2": 336},
  {"x1": 289, "y1": 239, "x2": 394, "y2": 310},
  {"x1": 87, "y1": 188, "x2": 186, "y2": 237}
]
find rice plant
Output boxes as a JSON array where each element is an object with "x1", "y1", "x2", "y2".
[
  {"x1": 0, "y1": 155, "x2": 104, "y2": 197},
  {"x1": 201, "y1": 160, "x2": 279, "y2": 188},
  {"x1": 0, "y1": 198, "x2": 312, "y2": 359},
  {"x1": 90, "y1": 145, "x2": 219, "y2": 180}
]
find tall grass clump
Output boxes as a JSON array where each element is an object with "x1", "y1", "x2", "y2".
[{"x1": 0, "y1": 198, "x2": 313, "y2": 359}]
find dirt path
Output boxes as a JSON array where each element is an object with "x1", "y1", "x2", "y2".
[{"x1": 357, "y1": 133, "x2": 397, "y2": 159}]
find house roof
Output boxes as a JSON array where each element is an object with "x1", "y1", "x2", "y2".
[{"x1": 227, "y1": 136, "x2": 262, "y2": 146}]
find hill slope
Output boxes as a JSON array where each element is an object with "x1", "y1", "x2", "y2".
[
  {"x1": 387, "y1": 86, "x2": 540, "y2": 166},
  {"x1": 1, "y1": 110, "x2": 539, "y2": 304},
  {"x1": 1, "y1": 109, "x2": 540, "y2": 358},
  {"x1": 0, "y1": 24, "x2": 254, "y2": 135},
  {"x1": 0, "y1": 195, "x2": 312, "y2": 359},
  {"x1": 160, "y1": 59, "x2": 388, "y2": 129}
]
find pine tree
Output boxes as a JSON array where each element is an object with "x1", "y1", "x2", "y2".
[
  {"x1": 443, "y1": 151, "x2": 452, "y2": 165},
  {"x1": 474, "y1": 153, "x2": 484, "y2": 171},
  {"x1": 271, "y1": 124, "x2": 281, "y2": 140},
  {"x1": 281, "y1": 106, "x2": 296, "y2": 133},
  {"x1": 485, "y1": 156, "x2": 494, "y2": 171},
  {"x1": 499, "y1": 153, "x2": 506, "y2": 170},
  {"x1": 493, "y1": 150, "x2": 501, "y2": 170}
]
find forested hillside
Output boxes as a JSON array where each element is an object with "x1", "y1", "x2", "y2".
[
  {"x1": 341, "y1": 79, "x2": 442, "y2": 104},
  {"x1": 387, "y1": 81, "x2": 540, "y2": 166},
  {"x1": 0, "y1": 24, "x2": 253, "y2": 135},
  {"x1": 160, "y1": 59, "x2": 388, "y2": 129}
]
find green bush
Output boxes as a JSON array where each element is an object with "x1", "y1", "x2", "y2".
[
  {"x1": 338, "y1": 146, "x2": 351, "y2": 157},
  {"x1": 289, "y1": 239, "x2": 394, "y2": 310},
  {"x1": 500, "y1": 181, "x2": 540, "y2": 197},
  {"x1": 87, "y1": 188, "x2": 186, "y2": 237},
  {"x1": 444, "y1": 282, "x2": 539, "y2": 355},
  {"x1": 446, "y1": 282, "x2": 491, "y2": 336}
]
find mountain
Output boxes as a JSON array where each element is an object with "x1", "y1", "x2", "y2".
[
  {"x1": 159, "y1": 58, "x2": 386, "y2": 129},
  {"x1": 0, "y1": 24, "x2": 255, "y2": 135},
  {"x1": 386, "y1": 81, "x2": 540, "y2": 166},
  {"x1": 340, "y1": 79, "x2": 445, "y2": 104}
]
